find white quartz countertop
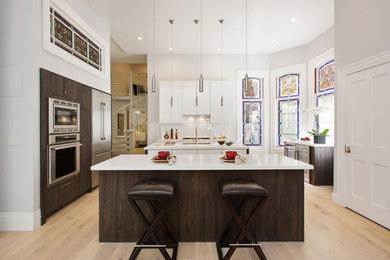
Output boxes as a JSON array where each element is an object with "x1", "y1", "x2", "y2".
[
  {"x1": 284, "y1": 139, "x2": 334, "y2": 147},
  {"x1": 91, "y1": 154, "x2": 314, "y2": 171},
  {"x1": 144, "y1": 142, "x2": 249, "y2": 150}
]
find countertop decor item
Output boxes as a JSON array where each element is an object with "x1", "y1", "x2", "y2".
[{"x1": 305, "y1": 107, "x2": 329, "y2": 144}]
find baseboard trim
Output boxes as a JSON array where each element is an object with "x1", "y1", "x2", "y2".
[{"x1": 0, "y1": 209, "x2": 41, "y2": 231}]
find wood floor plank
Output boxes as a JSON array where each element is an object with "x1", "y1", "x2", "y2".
[{"x1": 0, "y1": 184, "x2": 389, "y2": 260}]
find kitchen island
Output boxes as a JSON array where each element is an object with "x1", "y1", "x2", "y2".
[{"x1": 92, "y1": 154, "x2": 313, "y2": 242}]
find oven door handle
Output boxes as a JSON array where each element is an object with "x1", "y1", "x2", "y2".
[{"x1": 50, "y1": 143, "x2": 82, "y2": 151}]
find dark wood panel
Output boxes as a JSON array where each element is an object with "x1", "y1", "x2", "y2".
[
  {"x1": 40, "y1": 68, "x2": 93, "y2": 224},
  {"x1": 99, "y1": 170, "x2": 304, "y2": 242},
  {"x1": 310, "y1": 146, "x2": 334, "y2": 185},
  {"x1": 79, "y1": 86, "x2": 92, "y2": 195}
]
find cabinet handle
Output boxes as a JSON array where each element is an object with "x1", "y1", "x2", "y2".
[
  {"x1": 64, "y1": 89, "x2": 67, "y2": 95},
  {"x1": 170, "y1": 96, "x2": 173, "y2": 107},
  {"x1": 60, "y1": 182, "x2": 71, "y2": 189},
  {"x1": 221, "y1": 96, "x2": 224, "y2": 107},
  {"x1": 196, "y1": 96, "x2": 198, "y2": 107}
]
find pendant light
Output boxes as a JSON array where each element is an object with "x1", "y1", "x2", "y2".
[
  {"x1": 219, "y1": 19, "x2": 224, "y2": 107},
  {"x1": 244, "y1": 0, "x2": 249, "y2": 92},
  {"x1": 151, "y1": 0, "x2": 157, "y2": 93},
  {"x1": 199, "y1": 0, "x2": 204, "y2": 93}
]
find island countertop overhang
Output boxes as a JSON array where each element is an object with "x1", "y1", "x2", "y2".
[{"x1": 91, "y1": 154, "x2": 314, "y2": 171}]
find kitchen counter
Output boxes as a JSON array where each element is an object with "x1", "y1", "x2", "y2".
[
  {"x1": 92, "y1": 154, "x2": 313, "y2": 171},
  {"x1": 95, "y1": 154, "x2": 311, "y2": 243},
  {"x1": 284, "y1": 139, "x2": 334, "y2": 147}
]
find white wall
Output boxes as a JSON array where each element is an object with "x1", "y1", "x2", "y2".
[
  {"x1": 335, "y1": 0, "x2": 390, "y2": 68},
  {"x1": 333, "y1": 0, "x2": 390, "y2": 205},
  {"x1": 0, "y1": 0, "x2": 110, "y2": 230},
  {"x1": 147, "y1": 53, "x2": 270, "y2": 144}
]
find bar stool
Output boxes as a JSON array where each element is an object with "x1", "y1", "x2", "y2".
[
  {"x1": 216, "y1": 180, "x2": 269, "y2": 260},
  {"x1": 127, "y1": 180, "x2": 178, "y2": 260}
]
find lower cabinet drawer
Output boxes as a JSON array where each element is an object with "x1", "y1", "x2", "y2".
[{"x1": 46, "y1": 177, "x2": 78, "y2": 216}]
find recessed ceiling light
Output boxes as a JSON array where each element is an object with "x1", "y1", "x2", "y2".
[
  {"x1": 272, "y1": 39, "x2": 277, "y2": 43},
  {"x1": 168, "y1": 47, "x2": 173, "y2": 51},
  {"x1": 217, "y1": 47, "x2": 221, "y2": 51},
  {"x1": 137, "y1": 36, "x2": 143, "y2": 40},
  {"x1": 291, "y1": 18, "x2": 296, "y2": 23}
]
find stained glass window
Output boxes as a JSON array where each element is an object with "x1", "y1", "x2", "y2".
[
  {"x1": 318, "y1": 60, "x2": 335, "y2": 92},
  {"x1": 317, "y1": 92, "x2": 334, "y2": 139},
  {"x1": 49, "y1": 7, "x2": 103, "y2": 71},
  {"x1": 278, "y1": 99, "x2": 299, "y2": 146},
  {"x1": 241, "y1": 76, "x2": 262, "y2": 146},
  {"x1": 243, "y1": 101, "x2": 261, "y2": 146},
  {"x1": 243, "y1": 77, "x2": 261, "y2": 99},
  {"x1": 316, "y1": 59, "x2": 335, "y2": 142},
  {"x1": 277, "y1": 73, "x2": 300, "y2": 146},
  {"x1": 279, "y1": 74, "x2": 299, "y2": 98}
]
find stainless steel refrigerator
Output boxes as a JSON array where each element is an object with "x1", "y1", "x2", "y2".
[{"x1": 91, "y1": 89, "x2": 111, "y2": 189}]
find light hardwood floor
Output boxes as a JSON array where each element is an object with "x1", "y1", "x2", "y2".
[{"x1": 0, "y1": 184, "x2": 389, "y2": 260}]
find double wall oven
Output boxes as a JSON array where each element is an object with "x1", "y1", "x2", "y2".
[{"x1": 48, "y1": 98, "x2": 81, "y2": 186}]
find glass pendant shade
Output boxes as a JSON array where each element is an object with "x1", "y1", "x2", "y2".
[
  {"x1": 199, "y1": 73, "x2": 204, "y2": 93},
  {"x1": 244, "y1": 73, "x2": 249, "y2": 92},
  {"x1": 151, "y1": 74, "x2": 156, "y2": 93}
]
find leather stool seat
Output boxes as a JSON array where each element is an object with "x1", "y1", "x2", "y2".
[
  {"x1": 128, "y1": 181, "x2": 174, "y2": 199},
  {"x1": 221, "y1": 180, "x2": 269, "y2": 199}
]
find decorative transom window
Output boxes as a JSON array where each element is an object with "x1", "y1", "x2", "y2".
[
  {"x1": 277, "y1": 74, "x2": 300, "y2": 146},
  {"x1": 50, "y1": 7, "x2": 103, "y2": 71},
  {"x1": 316, "y1": 60, "x2": 335, "y2": 140},
  {"x1": 242, "y1": 77, "x2": 262, "y2": 146}
]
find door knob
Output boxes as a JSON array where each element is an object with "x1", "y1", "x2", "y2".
[{"x1": 345, "y1": 145, "x2": 351, "y2": 154}]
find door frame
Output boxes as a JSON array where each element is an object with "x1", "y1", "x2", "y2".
[{"x1": 333, "y1": 49, "x2": 390, "y2": 207}]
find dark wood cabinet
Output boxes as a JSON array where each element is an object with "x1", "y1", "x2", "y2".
[
  {"x1": 40, "y1": 68, "x2": 92, "y2": 224},
  {"x1": 284, "y1": 141, "x2": 334, "y2": 186}
]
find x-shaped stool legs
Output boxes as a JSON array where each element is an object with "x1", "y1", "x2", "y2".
[
  {"x1": 129, "y1": 200, "x2": 178, "y2": 260},
  {"x1": 217, "y1": 198, "x2": 267, "y2": 260}
]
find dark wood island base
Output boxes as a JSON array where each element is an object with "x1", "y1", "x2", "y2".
[{"x1": 99, "y1": 169, "x2": 304, "y2": 242}]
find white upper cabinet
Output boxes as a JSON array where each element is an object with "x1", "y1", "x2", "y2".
[
  {"x1": 210, "y1": 81, "x2": 223, "y2": 123},
  {"x1": 182, "y1": 81, "x2": 211, "y2": 116},
  {"x1": 197, "y1": 81, "x2": 211, "y2": 115},
  {"x1": 182, "y1": 81, "x2": 197, "y2": 115},
  {"x1": 210, "y1": 81, "x2": 233, "y2": 123},
  {"x1": 159, "y1": 81, "x2": 183, "y2": 124}
]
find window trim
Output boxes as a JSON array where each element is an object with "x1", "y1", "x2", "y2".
[{"x1": 42, "y1": 0, "x2": 109, "y2": 82}]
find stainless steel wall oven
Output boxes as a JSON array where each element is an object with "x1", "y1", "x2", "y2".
[{"x1": 48, "y1": 133, "x2": 81, "y2": 186}]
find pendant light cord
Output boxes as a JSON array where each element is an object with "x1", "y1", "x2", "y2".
[
  {"x1": 220, "y1": 19, "x2": 224, "y2": 93},
  {"x1": 245, "y1": 0, "x2": 248, "y2": 72},
  {"x1": 200, "y1": 0, "x2": 203, "y2": 75},
  {"x1": 170, "y1": 20, "x2": 174, "y2": 84},
  {"x1": 153, "y1": 0, "x2": 155, "y2": 74}
]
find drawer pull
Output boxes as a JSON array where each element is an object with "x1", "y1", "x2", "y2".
[{"x1": 60, "y1": 182, "x2": 71, "y2": 189}]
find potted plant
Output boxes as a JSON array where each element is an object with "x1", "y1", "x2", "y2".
[{"x1": 306, "y1": 107, "x2": 329, "y2": 144}]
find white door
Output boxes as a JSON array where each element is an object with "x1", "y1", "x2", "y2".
[
  {"x1": 345, "y1": 63, "x2": 390, "y2": 229},
  {"x1": 182, "y1": 81, "x2": 197, "y2": 115}
]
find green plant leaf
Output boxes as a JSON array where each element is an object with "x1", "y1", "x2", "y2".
[{"x1": 320, "y1": 129, "x2": 329, "y2": 136}]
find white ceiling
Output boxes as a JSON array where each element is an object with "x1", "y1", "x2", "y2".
[{"x1": 84, "y1": 0, "x2": 334, "y2": 60}]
